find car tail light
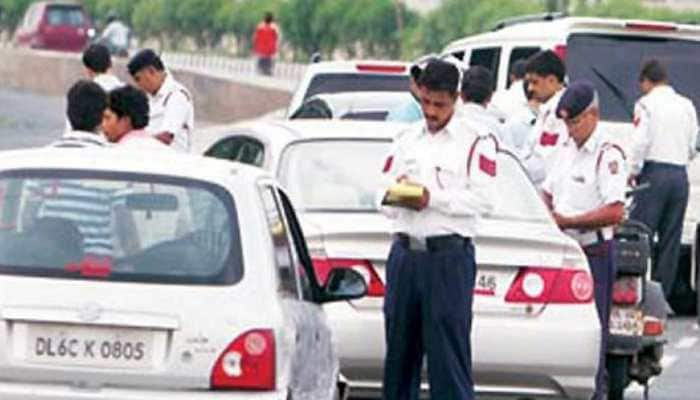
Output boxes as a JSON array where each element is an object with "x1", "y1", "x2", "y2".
[
  {"x1": 312, "y1": 257, "x2": 384, "y2": 297},
  {"x1": 356, "y1": 64, "x2": 406, "y2": 74},
  {"x1": 625, "y1": 22, "x2": 677, "y2": 32},
  {"x1": 505, "y1": 267, "x2": 593, "y2": 304},
  {"x1": 210, "y1": 329, "x2": 275, "y2": 390},
  {"x1": 553, "y1": 44, "x2": 567, "y2": 61},
  {"x1": 613, "y1": 276, "x2": 641, "y2": 305},
  {"x1": 643, "y1": 316, "x2": 664, "y2": 336}
]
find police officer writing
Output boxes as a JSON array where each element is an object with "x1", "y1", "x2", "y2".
[
  {"x1": 127, "y1": 49, "x2": 194, "y2": 153},
  {"x1": 629, "y1": 59, "x2": 698, "y2": 300},
  {"x1": 542, "y1": 81, "x2": 627, "y2": 400},
  {"x1": 379, "y1": 59, "x2": 497, "y2": 400}
]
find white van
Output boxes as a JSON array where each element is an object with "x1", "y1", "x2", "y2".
[{"x1": 442, "y1": 14, "x2": 700, "y2": 315}]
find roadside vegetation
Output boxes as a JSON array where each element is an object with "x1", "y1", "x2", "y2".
[{"x1": 1, "y1": 0, "x2": 700, "y2": 60}]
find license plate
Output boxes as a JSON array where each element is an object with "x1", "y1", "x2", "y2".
[
  {"x1": 609, "y1": 307, "x2": 643, "y2": 336},
  {"x1": 24, "y1": 323, "x2": 154, "y2": 369},
  {"x1": 474, "y1": 269, "x2": 513, "y2": 297}
]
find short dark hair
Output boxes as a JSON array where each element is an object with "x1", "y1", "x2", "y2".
[
  {"x1": 127, "y1": 49, "x2": 164, "y2": 76},
  {"x1": 82, "y1": 44, "x2": 112, "y2": 74},
  {"x1": 639, "y1": 59, "x2": 667, "y2": 83},
  {"x1": 264, "y1": 12, "x2": 274, "y2": 24},
  {"x1": 461, "y1": 66, "x2": 493, "y2": 104},
  {"x1": 108, "y1": 85, "x2": 149, "y2": 129},
  {"x1": 525, "y1": 50, "x2": 565, "y2": 83},
  {"x1": 510, "y1": 59, "x2": 527, "y2": 80},
  {"x1": 67, "y1": 80, "x2": 107, "y2": 132},
  {"x1": 418, "y1": 59, "x2": 459, "y2": 94}
]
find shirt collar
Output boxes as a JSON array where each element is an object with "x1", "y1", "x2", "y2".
[
  {"x1": 155, "y1": 73, "x2": 176, "y2": 99},
  {"x1": 565, "y1": 125, "x2": 603, "y2": 153},
  {"x1": 650, "y1": 84, "x2": 674, "y2": 96},
  {"x1": 544, "y1": 87, "x2": 565, "y2": 110},
  {"x1": 421, "y1": 112, "x2": 460, "y2": 138},
  {"x1": 64, "y1": 130, "x2": 108, "y2": 145}
]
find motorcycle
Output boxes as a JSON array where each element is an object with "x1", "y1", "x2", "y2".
[{"x1": 607, "y1": 184, "x2": 667, "y2": 400}]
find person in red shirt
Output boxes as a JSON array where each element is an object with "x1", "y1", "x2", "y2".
[{"x1": 253, "y1": 12, "x2": 279, "y2": 76}]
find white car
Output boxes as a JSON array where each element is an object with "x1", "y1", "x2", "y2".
[
  {"x1": 287, "y1": 60, "x2": 411, "y2": 117},
  {"x1": 289, "y1": 91, "x2": 414, "y2": 121},
  {"x1": 204, "y1": 119, "x2": 602, "y2": 399},
  {"x1": 0, "y1": 148, "x2": 366, "y2": 400},
  {"x1": 443, "y1": 14, "x2": 700, "y2": 315}
]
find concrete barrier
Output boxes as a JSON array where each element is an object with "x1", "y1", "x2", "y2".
[{"x1": 0, "y1": 48, "x2": 294, "y2": 123}]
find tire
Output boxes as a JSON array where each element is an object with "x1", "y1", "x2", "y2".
[{"x1": 607, "y1": 354, "x2": 630, "y2": 400}]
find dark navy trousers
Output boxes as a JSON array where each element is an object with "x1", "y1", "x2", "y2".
[
  {"x1": 630, "y1": 161, "x2": 689, "y2": 298},
  {"x1": 382, "y1": 236, "x2": 476, "y2": 400},
  {"x1": 584, "y1": 240, "x2": 616, "y2": 400}
]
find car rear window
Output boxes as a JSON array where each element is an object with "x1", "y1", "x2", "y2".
[
  {"x1": 304, "y1": 73, "x2": 410, "y2": 100},
  {"x1": 567, "y1": 33, "x2": 700, "y2": 122},
  {"x1": 278, "y1": 139, "x2": 391, "y2": 212},
  {"x1": 46, "y1": 5, "x2": 86, "y2": 27},
  {"x1": 0, "y1": 170, "x2": 242, "y2": 285}
]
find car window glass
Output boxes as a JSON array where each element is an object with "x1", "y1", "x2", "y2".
[
  {"x1": 0, "y1": 171, "x2": 241, "y2": 285},
  {"x1": 290, "y1": 98, "x2": 333, "y2": 119},
  {"x1": 451, "y1": 51, "x2": 466, "y2": 61},
  {"x1": 46, "y1": 6, "x2": 85, "y2": 27},
  {"x1": 205, "y1": 136, "x2": 265, "y2": 167},
  {"x1": 26, "y1": 5, "x2": 41, "y2": 29},
  {"x1": 305, "y1": 73, "x2": 409, "y2": 100},
  {"x1": 277, "y1": 189, "x2": 315, "y2": 301},
  {"x1": 260, "y1": 186, "x2": 300, "y2": 298},
  {"x1": 278, "y1": 140, "x2": 391, "y2": 212},
  {"x1": 470, "y1": 47, "x2": 502, "y2": 89},
  {"x1": 507, "y1": 47, "x2": 540, "y2": 87},
  {"x1": 490, "y1": 152, "x2": 550, "y2": 221},
  {"x1": 567, "y1": 33, "x2": 700, "y2": 122}
]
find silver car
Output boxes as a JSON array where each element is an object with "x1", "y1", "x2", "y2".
[
  {"x1": 0, "y1": 148, "x2": 365, "y2": 400},
  {"x1": 204, "y1": 120, "x2": 602, "y2": 399}
]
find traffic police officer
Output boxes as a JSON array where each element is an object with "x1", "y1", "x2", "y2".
[
  {"x1": 379, "y1": 59, "x2": 497, "y2": 400},
  {"x1": 522, "y1": 50, "x2": 568, "y2": 187},
  {"x1": 127, "y1": 49, "x2": 194, "y2": 153},
  {"x1": 543, "y1": 81, "x2": 627, "y2": 400},
  {"x1": 629, "y1": 59, "x2": 698, "y2": 299}
]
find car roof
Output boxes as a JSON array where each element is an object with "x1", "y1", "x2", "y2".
[
  {"x1": 304, "y1": 60, "x2": 411, "y2": 75},
  {"x1": 224, "y1": 119, "x2": 409, "y2": 146},
  {"x1": 0, "y1": 148, "x2": 273, "y2": 184},
  {"x1": 303, "y1": 91, "x2": 413, "y2": 115},
  {"x1": 444, "y1": 16, "x2": 700, "y2": 51}
]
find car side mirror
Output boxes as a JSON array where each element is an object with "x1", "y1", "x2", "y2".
[{"x1": 318, "y1": 267, "x2": 367, "y2": 303}]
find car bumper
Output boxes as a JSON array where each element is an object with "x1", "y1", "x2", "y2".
[
  {"x1": 325, "y1": 302, "x2": 600, "y2": 400},
  {"x1": 0, "y1": 382, "x2": 287, "y2": 400}
]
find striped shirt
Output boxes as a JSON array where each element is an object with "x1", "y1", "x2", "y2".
[{"x1": 29, "y1": 131, "x2": 120, "y2": 257}]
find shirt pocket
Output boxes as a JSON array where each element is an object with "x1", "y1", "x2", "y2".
[
  {"x1": 569, "y1": 171, "x2": 599, "y2": 211},
  {"x1": 434, "y1": 159, "x2": 461, "y2": 190}
]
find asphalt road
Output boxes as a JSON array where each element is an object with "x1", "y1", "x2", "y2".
[{"x1": 1, "y1": 87, "x2": 699, "y2": 400}]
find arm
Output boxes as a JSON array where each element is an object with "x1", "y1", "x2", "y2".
[
  {"x1": 687, "y1": 100, "x2": 698, "y2": 161},
  {"x1": 426, "y1": 134, "x2": 497, "y2": 217},
  {"x1": 155, "y1": 90, "x2": 191, "y2": 146},
  {"x1": 628, "y1": 101, "x2": 652, "y2": 176}
]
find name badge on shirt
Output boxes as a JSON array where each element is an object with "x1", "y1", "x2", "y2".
[{"x1": 572, "y1": 175, "x2": 586, "y2": 184}]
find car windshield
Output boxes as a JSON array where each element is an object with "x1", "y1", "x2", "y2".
[
  {"x1": 46, "y1": 6, "x2": 86, "y2": 27},
  {"x1": 0, "y1": 170, "x2": 241, "y2": 285},
  {"x1": 278, "y1": 139, "x2": 391, "y2": 212},
  {"x1": 567, "y1": 33, "x2": 700, "y2": 122},
  {"x1": 304, "y1": 73, "x2": 409, "y2": 100}
]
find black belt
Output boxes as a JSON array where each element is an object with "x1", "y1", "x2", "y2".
[{"x1": 394, "y1": 233, "x2": 469, "y2": 252}]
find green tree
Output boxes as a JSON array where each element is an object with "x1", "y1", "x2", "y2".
[
  {"x1": 0, "y1": 0, "x2": 35, "y2": 32},
  {"x1": 214, "y1": 0, "x2": 283, "y2": 55}
]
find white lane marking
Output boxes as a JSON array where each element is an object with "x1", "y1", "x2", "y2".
[
  {"x1": 661, "y1": 355, "x2": 678, "y2": 369},
  {"x1": 675, "y1": 336, "x2": 699, "y2": 350}
]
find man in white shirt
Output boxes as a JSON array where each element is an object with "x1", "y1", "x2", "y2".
[
  {"x1": 82, "y1": 44, "x2": 123, "y2": 91},
  {"x1": 543, "y1": 81, "x2": 627, "y2": 400},
  {"x1": 629, "y1": 59, "x2": 699, "y2": 299},
  {"x1": 491, "y1": 59, "x2": 528, "y2": 118},
  {"x1": 460, "y1": 65, "x2": 513, "y2": 149},
  {"x1": 127, "y1": 49, "x2": 194, "y2": 153},
  {"x1": 521, "y1": 50, "x2": 568, "y2": 187},
  {"x1": 379, "y1": 59, "x2": 497, "y2": 400},
  {"x1": 99, "y1": 12, "x2": 130, "y2": 56}
]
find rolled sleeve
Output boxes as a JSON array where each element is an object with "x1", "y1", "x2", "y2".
[
  {"x1": 160, "y1": 91, "x2": 191, "y2": 135},
  {"x1": 629, "y1": 101, "x2": 652, "y2": 175}
]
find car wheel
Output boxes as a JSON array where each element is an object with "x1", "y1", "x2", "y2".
[{"x1": 607, "y1": 354, "x2": 630, "y2": 400}]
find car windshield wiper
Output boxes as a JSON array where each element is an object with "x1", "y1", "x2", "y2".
[{"x1": 591, "y1": 66, "x2": 634, "y2": 119}]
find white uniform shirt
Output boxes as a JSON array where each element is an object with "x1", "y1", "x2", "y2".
[
  {"x1": 101, "y1": 20, "x2": 130, "y2": 49},
  {"x1": 461, "y1": 103, "x2": 514, "y2": 151},
  {"x1": 629, "y1": 85, "x2": 698, "y2": 175},
  {"x1": 522, "y1": 88, "x2": 567, "y2": 186},
  {"x1": 146, "y1": 74, "x2": 194, "y2": 153},
  {"x1": 542, "y1": 126, "x2": 627, "y2": 246},
  {"x1": 93, "y1": 73, "x2": 123, "y2": 92},
  {"x1": 491, "y1": 80, "x2": 528, "y2": 117},
  {"x1": 379, "y1": 116, "x2": 497, "y2": 239}
]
